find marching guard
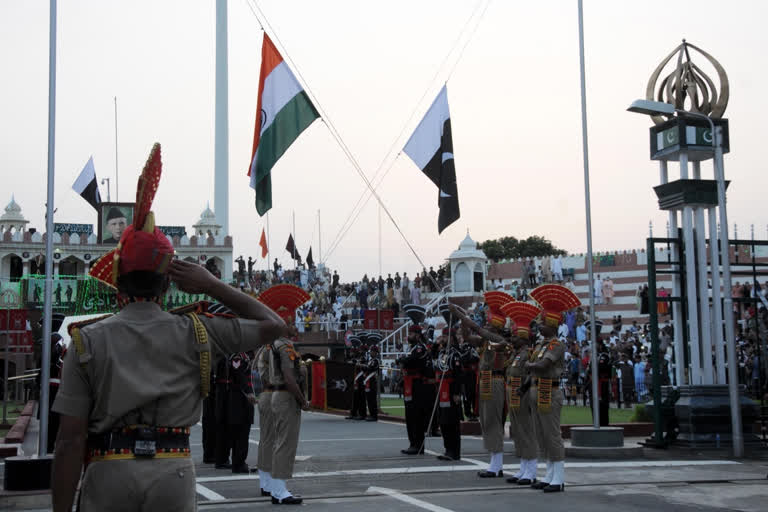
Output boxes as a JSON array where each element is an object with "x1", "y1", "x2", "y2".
[
  {"x1": 227, "y1": 351, "x2": 256, "y2": 473},
  {"x1": 435, "y1": 328, "x2": 464, "y2": 461},
  {"x1": 257, "y1": 284, "x2": 312, "y2": 505},
  {"x1": 364, "y1": 344, "x2": 380, "y2": 422}
]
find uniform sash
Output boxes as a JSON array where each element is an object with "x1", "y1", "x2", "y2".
[
  {"x1": 537, "y1": 378, "x2": 553, "y2": 413},
  {"x1": 478, "y1": 370, "x2": 492, "y2": 401},
  {"x1": 507, "y1": 376, "x2": 522, "y2": 411}
]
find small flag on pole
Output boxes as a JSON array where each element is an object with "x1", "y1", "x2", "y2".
[
  {"x1": 259, "y1": 228, "x2": 268, "y2": 258},
  {"x1": 286, "y1": 234, "x2": 301, "y2": 262},
  {"x1": 72, "y1": 156, "x2": 102, "y2": 211},
  {"x1": 248, "y1": 33, "x2": 320, "y2": 216},
  {"x1": 403, "y1": 85, "x2": 460, "y2": 234},
  {"x1": 306, "y1": 247, "x2": 314, "y2": 269}
]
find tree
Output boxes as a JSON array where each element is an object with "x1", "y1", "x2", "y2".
[{"x1": 478, "y1": 235, "x2": 565, "y2": 262}]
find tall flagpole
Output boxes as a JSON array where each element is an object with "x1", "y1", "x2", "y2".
[
  {"x1": 114, "y1": 96, "x2": 119, "y2": 202},
  {"x1": 577, "y1": 0, "x2": 600, "y2": 428},
  {"x1": 266, "y1": 212, "x2": 271, "y2": 274},
  {"x1": 318, "y1": 209, "x2": 322, "y2": 263},
  {"x1": 378, "y1": 204, "x2": 382, "y2": 278},
  {"x1": 293, "y1": 211, "x2": 297, "y2": 270},
  {"x1": 39, "y1": 0, "x2": 58, "y2": 454}
]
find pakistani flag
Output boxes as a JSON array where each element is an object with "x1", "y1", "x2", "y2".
[
  {"x1": 248, "y1": 33, "x2": 320, "y2": 216},
  {"x1": 72, "y1": 156, "x2": 101, "y2": 211},
  {"x1": 403, "y1": 85, "x2": 460, "y2": 234}
]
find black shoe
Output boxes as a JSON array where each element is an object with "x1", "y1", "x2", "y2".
[
  {"x1": 517, "y1": 478, "x2": 535, "y2": 485},
  {"x1": 365, "y1": 417, "x2": 378, "y2": 422},
  {"x1": 477, "y1": 470, "x2": 503, "y2": 478},
  {"x1": 344, "y1": 416, "x2": 355, "y2": 420},
  {"x1": 271, "y1": 495, "x2": 303, "y2": 505},
  {"x1": 203, "y1": 458, "x2": 216, "y2": 464},
  {"x1": 506, "y1": 476, "x2": 519, "y2": 484},
  {"x1": 215, "y1": 463, "x2": 232, "y2": 470},
  {"x1": 401, "y1": 447, "x2": 419, "y2": 455},
  {"x1": 543, "y1": 484, "x2": 565, "y2": 493},
  {"x1": 232, "y1": 465, "x2": 250, "y2": 474},
  {"x1": 437, "y1": 453, "x2": 460, "y2": 461},
  {"x1": 531, "y1": 480, "x2": 549, "y2": 489},
  {"x1": 261, "y1": 489, "x2": 271, "y2": 497},
  {"x1": 353, "y1": 416, "x2": 365, "y2": 421}
]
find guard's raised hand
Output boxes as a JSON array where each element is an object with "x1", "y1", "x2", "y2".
[{"x1": 168, "y1": 260, "x2": 219, "y2": 294}]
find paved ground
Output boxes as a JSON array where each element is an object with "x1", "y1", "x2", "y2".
[
  {"x1": 2, "y1": 409, "x2": 767, "y2": 511},
  {"x1": 189, "y1": 410, "x2": 768, "y2": 511}
]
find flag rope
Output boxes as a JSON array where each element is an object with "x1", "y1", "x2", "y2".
[
  {"x1": 321, "y1": 0, "x2": 489, "y2": 262},
  {"x1": 244, "y1": 0, "x2": 487, "y2": 285}
]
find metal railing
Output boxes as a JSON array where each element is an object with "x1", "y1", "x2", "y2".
[{"x1": 379, "y1": 287, "x2": 450, "y2": 360}]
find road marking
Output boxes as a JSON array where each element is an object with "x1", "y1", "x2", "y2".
[
  {"x1": 367, "y1": 486, "x2": 455, "y2": 512},
  {"x1": 248, "y1": 439, "x2": 259, "y2": 446},
  {"x1": 196, "y1": 483, "x2": 225, "y2": 501},
  {"x1": 299, "y1": 437, "x2": 408, "y2": 443},
  {"x1": 424, "y1": 448, "x2": 485, "y2": 467},
  {"x1": 296, "y1": 455, "x2": 312, "y2": 461},
  {"x1": 195, "y1": 460, "x2": 740, "y2": 484}
]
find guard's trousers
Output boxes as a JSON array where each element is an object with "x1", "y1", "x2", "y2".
[
  {"x1": 479, "y1": 377, "x2": 506, "y2": 453},
  {"x1": 201, "y1": 394, "x2": 217, "y2": 462},
  {"x1": 271, "y1": 391, "x2": 302, "y2": 479},
  {"x1": 229, "y1": 423, "x2": 250, "y2": 468},
  {"x1": 257, "y1": 391, "x2": 275, "y2": 473},
  {"x1": 531, "y1": 386, "x2": 564, "y2": 461},
  {"x1": 509, "y1": 387, "x2": 538, "y2": 460},
  {"x1": 80, "y1": 458, "x2": 196, "y2": 512}
]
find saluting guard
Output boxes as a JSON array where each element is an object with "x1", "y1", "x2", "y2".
[
  {"x1": 499, "y1": 301, "x2": 542, "y2": 486},
  {"x1": 50, "y1": 144, "x2": 289, "y2": 512},
  {"x1": 526, "y1": 284, "x2": 580, "y2": 493},
  {"x1": 450, "y1": 292, "x2": 515, "y2": 478}
]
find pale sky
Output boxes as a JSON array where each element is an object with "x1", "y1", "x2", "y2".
[{"x1": 2, "y1": 0, "x2": 766, "y2": 280}]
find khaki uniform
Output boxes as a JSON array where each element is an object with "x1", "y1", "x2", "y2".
[
  {"x1": 270, "y1": 339, "x2": 303, "y2": 480},
  {"x1": 477, "y1": 341, "x2": 509, "y2": 454},
  {"x1": 528, "y1": 338, "x2": 566, "y2": 462},
  {"x1": 256, "y1": 345, "x2": 275, "y2": 475},
  {"x1": 53, "y1": 301, "x2": 268, "y2": 511},
  {"x1": 506, "y1": 346, "x2": 537, "y2": 460}
]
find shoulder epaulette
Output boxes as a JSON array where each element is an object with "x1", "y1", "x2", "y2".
[
  {"x1": 68, "y1": 314, "x2": 113, "y2": 368},
  {"x1": 168, "y1": 301, "x2": 210, "y2": 316}
]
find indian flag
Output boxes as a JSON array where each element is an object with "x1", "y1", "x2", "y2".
[{"x1": 248, "y1": 33, "x2": 319, "y2": 216}]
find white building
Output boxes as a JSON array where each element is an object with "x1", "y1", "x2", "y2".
[
  {"x1": 0, "y1": 198, "x2": 233, "y2": 282},
  {"x1": 448, "y1": 231, "x2": 487, "y2": 297}
]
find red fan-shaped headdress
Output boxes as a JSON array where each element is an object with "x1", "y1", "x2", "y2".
[
  {"x1": 257, "y1": 284, "x2": 311, "y2": 324},
  {"x1": 529, "y1": 284, "x2": 580, "y2": 328},
  {"x1": 499, "y1": 302, "x2": 542, "y2": 339},
  {"x1": 89, "y1": 143, "x2": 174, "y2": 288},
  {"x1": 484, "y1": 291, "x2": 515, "y2": 328}
]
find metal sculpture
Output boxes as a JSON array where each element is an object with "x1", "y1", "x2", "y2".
[{"x1": 646, "y1": 40, "x2": 729, "y2": 125}]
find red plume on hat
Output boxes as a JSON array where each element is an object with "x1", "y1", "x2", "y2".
[
  {"x1": 484, "y1": 291, "x2": 514, "y2": 329},
  {"x1": 499, "y1": 302, "x2": 542, "y2": 338},
  {"x1": 529, "y1": 284, "x2": 580, "y2": 328},
  {"x1": 257, "y1": 284, "x2": 310, "y2": 324},
  {"x1": 89, "y1": 143, "x2": 174, "y2": 288}
]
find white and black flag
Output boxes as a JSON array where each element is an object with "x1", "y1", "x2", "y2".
[
  {"x1": 71, "y1": 156, "x2": 101, "y2": 211},
  {"x1": 403, "y1": 85, "x2": 460, "y2": 234}
]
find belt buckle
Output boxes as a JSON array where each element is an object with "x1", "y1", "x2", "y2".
[{"x1": 133, "y1": 427, "x2": 157, "y2": 458}]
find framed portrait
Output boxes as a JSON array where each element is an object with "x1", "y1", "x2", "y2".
[{"x1": 98, "y1": 202, "x2": 134, "y2": 245}]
